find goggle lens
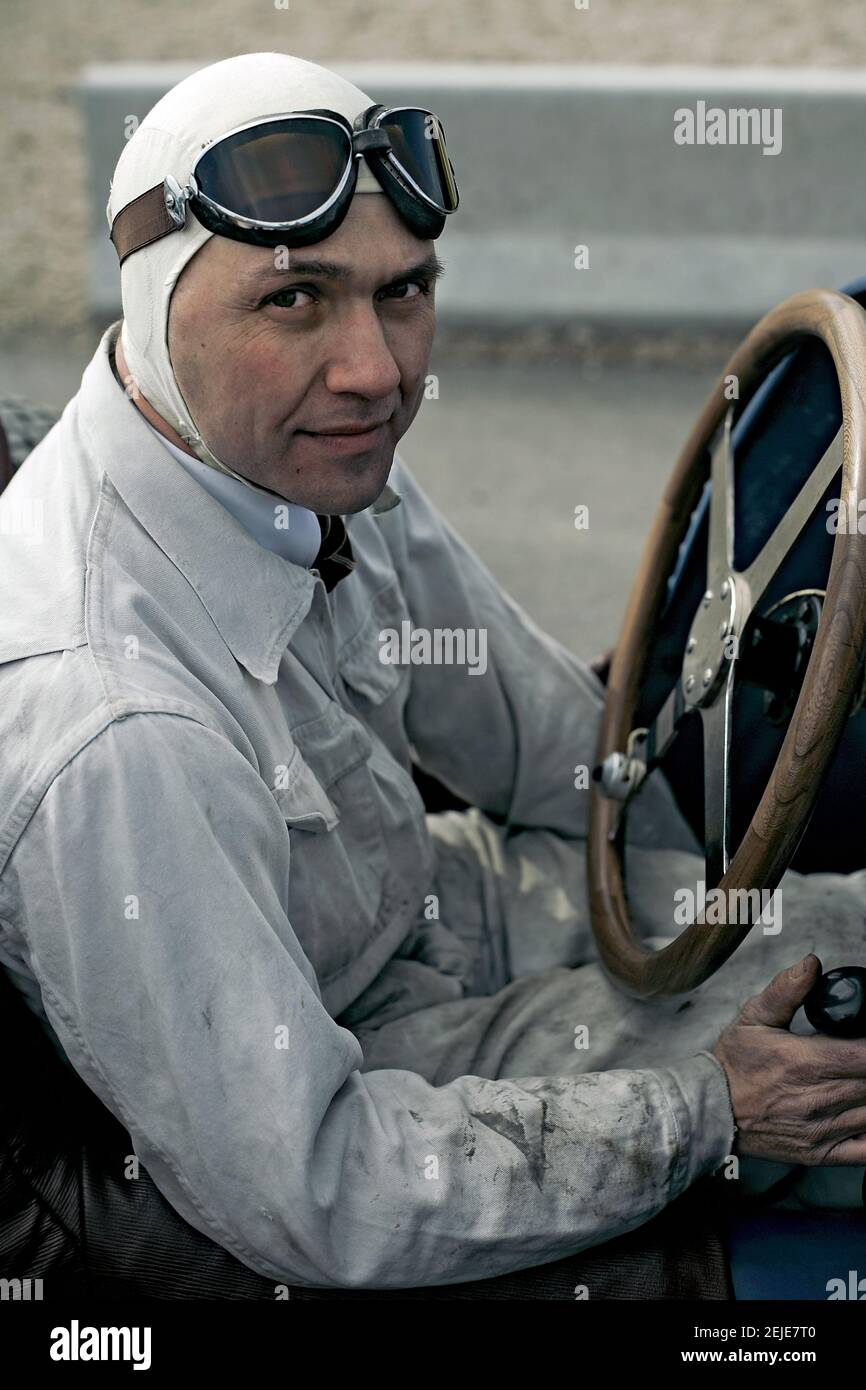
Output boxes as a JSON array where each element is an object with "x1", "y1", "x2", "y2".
[
  {"x1": 379, "y1": 108, "x2": 459, "y2": 212},
  {"x1": 195, "y1": 117, "x2": 352, "y2": 224}
]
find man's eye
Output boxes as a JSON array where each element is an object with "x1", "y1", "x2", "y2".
[
  {"x1": 380, "y1": 279, "x2": 429, "y2": 302},
  {"x1": 266, "y1": 287, "x2": 317, "y2": 311}
]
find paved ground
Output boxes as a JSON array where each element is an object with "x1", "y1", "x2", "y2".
[
  {"x1": 407, "y1": 352, "x2": 722, "y2": 658},
  {"x1": 0, "y1": 324, "x2": 725, "y2": 658}
]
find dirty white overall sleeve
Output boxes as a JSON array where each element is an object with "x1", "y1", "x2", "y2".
[{"x1": 3, "y1": 659, "x2": 733, "y2": 1287}]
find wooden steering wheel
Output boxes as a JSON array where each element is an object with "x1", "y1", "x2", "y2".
[{"x1": 588, "y1": 289, "x2": 866, "y2": 999}]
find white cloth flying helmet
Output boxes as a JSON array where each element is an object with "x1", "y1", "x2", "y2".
[{"x1": 105, "y1": 52, "x2": 459, "y2": 486}]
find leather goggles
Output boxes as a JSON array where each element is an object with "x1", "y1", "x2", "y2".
[{"x1": 110, "y1": 103, "x2": 459, "y2": 266}]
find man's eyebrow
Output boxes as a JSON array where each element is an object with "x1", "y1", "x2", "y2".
[{"x1": 243, "y1": 252, "x2": 446, "y2": 290}]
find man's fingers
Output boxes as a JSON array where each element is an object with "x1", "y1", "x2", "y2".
[
  {"x1": 740, "y1": 953, "x2": 822, "y2": 1029},
  {"x1": 818, "y1": 1107, "x2": 866, "y2": 1141},
  {"x1": 799, "y1": 1082, "x2": 866, "y2": 1121},
  {"x1": 588, "y1": 647, "x2": 614, "y2": 685},
  {"x1": 806, "y1": 1035, "x2": 866, "y2": 1080},
  {"x1": 823, "y1": 1136, "x2": 866, "y2": 1166}
]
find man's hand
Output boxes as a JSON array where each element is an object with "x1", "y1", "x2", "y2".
[
  {"x1": 712, "y1": 953, "x2": 866, "y2": 1166},
  {"x1": 588, "y1": 646, "x2": 614, "y2": 687}
]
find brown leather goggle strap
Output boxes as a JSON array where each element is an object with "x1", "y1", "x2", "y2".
[{"x1": 110, "y1": 183, "x2": 179, "y2": 266}]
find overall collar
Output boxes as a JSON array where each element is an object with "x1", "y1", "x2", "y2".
[
  {"x1": 78, "y1": 323, "x2": 398, "y2": 684},
  {"x1": 143, "y1": 419, "x2": 324, "y2": 569}
]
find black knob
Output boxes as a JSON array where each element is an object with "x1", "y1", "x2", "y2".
[{"x1": 804, "y1": 967, "x2": 866, "y2": 1038}]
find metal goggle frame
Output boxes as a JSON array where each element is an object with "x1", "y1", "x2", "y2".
[{"x1": 110, "y1": 104, "x2": 459, "y2": 265}]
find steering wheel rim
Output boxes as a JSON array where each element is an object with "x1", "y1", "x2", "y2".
[{"x1": 588, "y1": 288, "x2": 866, "y2": 999}]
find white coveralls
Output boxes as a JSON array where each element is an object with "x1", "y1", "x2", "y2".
[{"x1": 0, "y1": 323, "x2": 863, "y2": 1291}]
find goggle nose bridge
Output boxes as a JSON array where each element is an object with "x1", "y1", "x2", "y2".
[{"x1": 351, "y1": 127, "x2": 393, "y2": 158}]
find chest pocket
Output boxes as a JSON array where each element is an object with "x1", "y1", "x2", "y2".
[
  {"x1": 272, "y1": 745, "x2": 339, "y2": 832},
  {"x1": 270, "y1": 700, "x2": 389, "y2": 987},
  {"x1": 336, "y1": 577, "x2": 409, "y2": 707}
]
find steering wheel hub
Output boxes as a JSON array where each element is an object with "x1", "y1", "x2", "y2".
[{"x1": 681, "y1": 576, "x2": 739, "y2": 707}]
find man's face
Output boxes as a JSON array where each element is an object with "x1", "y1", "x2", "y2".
[{"x1": 166, "y1": 194, "x2": 441, "y2": 513}]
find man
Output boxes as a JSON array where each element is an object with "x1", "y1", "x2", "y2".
[{"x1": 2, "y1": 52, "x2": 866, "y2": 1292}]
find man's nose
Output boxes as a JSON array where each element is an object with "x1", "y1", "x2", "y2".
[{"x1": 323, "y1": 304, "x2": 402, "y2": 399}]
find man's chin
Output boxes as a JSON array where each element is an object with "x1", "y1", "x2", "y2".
[
  {"x1": 342, "y1": 477, "x2": 393, "y2": 516},
  {"x1": 317, "y1": 454, "x2": 396, "y2": 516},
  {"x1": 261, "y1": 441, "x2": 396, "y2": 514}
]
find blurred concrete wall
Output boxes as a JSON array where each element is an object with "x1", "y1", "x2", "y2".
[
  {"x1": 4, "y1": 0, "x2": 866, "y2": 339},
  {"x1": 81, "y1": 61, "x2": 866, "y2": 332}
]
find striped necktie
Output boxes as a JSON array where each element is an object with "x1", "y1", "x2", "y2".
[{"x1": 313, "y1": 514, "x2": 356, "y2": 591}]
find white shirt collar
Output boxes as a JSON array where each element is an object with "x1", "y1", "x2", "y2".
[{"x1": 141, "y1": 418, "x2": 323, "y2": 569}]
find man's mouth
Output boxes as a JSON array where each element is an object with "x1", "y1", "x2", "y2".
[
  {"x1": 301, "y1": 417, "x2": 391, "y2": 436},
  {"x1": 296, "y1": 417, "x2": 392, "y2": 454}
]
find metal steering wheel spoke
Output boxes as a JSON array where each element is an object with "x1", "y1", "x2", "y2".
[
  {"x1": 647, "y1": 679, "x2": 687, "y2": 765},
  {"x1": 594, "y1": 680, "x2": 693, "y2": 838},
  {"x1": 637, "y1": 680, "x2": 694, "y2": 785},
  {"x1": 707, "y1": 404, "x2": 735, "y2": 578},
  {"x1": 700, "y1": 665, "x2": 735, "y2": 889},
  {"x1": 742, "y1": 425, "x2": 843, "y2": 616}
]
